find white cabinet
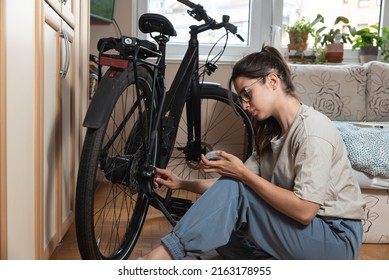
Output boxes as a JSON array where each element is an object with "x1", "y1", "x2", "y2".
[
  {"x1": 0, "y1": 0, "x2": 88, "y2": 259},
  {"x1": 42, "y1": 1, "x2": 77, "y2": 258}
]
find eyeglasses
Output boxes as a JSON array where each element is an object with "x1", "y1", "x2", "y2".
[{"x1": 238, "y1": 73, "x2": 278, "y2": 103}]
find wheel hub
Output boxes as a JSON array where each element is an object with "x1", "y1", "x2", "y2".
[
  {"x1": 185, "y1": 142, "x2": 213, "y2": 170},
  {"x1": 103, "y1": 149, "x2": 143, "y2": 194},
  {"x1": 103, "y1": 155, "x2": 134, "y2": 184}
]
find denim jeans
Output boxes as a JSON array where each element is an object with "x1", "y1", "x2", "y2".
[{"x1": 161, "y1": 177, "x2": 363, "y2": 260}]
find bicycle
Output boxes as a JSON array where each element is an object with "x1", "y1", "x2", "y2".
[{"x1": 75, "y1": 0, "x2": 254, "y2": 260}]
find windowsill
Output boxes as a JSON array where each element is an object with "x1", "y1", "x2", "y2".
[
  {"x1": 284, "y1": 47, "x2": 379, "y2": 65},
  {"x1": 165, "y1": 54, "x2": 245, "y2": 64},
  {"x1": 164, "y1": 47, "x2": 367, "y2": 64}
]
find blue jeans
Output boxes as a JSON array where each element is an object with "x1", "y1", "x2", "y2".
[{"x1": 161, "y1": 177, "x2": 363, "y2": 260}]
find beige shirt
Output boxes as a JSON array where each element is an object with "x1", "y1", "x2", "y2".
[{"x1": 245, "y1": 105, "x2": 366, "y2": 220}]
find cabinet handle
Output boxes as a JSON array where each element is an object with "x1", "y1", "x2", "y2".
[
  {"x1": 60, "y1": 30, "x2": 70, "y2": 79},
  {"x1": 62, "y1": 0, "x2": 68, "y2": 5}
]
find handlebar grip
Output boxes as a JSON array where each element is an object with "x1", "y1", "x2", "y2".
[
  {"x1": 224, "y1": 22, "x2": 245, "y2": 42},
  {"x1": 177, "y1": 0, "x2": 196, "y2": 9},
  {"x1": 224, "y1": 22, "x2": 237, "y2": 34}
]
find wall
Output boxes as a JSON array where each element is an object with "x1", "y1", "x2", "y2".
[
  {"x1": 0, "y1": 0, "x2": 7, "y2": 259},
  {"x1": 90, "y1": 0, "x2": 131, "y2": 57}
]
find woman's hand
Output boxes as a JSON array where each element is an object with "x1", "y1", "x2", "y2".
[
  {"x1": 200, "y1": 151, "x2": 246, "y2": 180},
  {"x1": 153, "y1": 168, "x2": 183, "y2": 190},
  {"x1": 153, "y1": 167, "x2": 217, "y2": 194}
]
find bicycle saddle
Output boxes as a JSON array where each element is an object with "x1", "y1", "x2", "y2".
[{"x1": 139, "y1": 13, "x2": 177, "y2": 37}]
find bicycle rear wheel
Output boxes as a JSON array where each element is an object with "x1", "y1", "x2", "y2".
[
  {"x1": 156, "y1": 87, "x2": 254, "y2": 218},
  {"x1": 75, "y1": 66, "x2": 154, "y2": 259}
]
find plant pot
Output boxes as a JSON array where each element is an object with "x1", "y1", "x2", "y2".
[
  {"x1": 288, "y1": 31, "x2": 309, "y2": 52},
  {"x1": 325, "y1": 43, "x2": 344, "y2": 63},
  {"x1": 359, "y1": 46, "x2": 378, "y2": 63}
]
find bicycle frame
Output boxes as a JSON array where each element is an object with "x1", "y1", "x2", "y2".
[
  {"x1": 158, "y1": 25, "x2": 211, "y2": 167},
  {"x1": 137, "y1": 19, "x2": 227, "y2": 226}
]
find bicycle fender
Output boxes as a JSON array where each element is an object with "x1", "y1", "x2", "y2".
[
  {"x1": 200, "y1": 81, "x2": 222, "y2": 89},
  {"x1": 83, "y1": 68, "x2": 132, "y2": 128},
  {"x1": 200, "y1": 82, "x2": 241, "y2": 102}
]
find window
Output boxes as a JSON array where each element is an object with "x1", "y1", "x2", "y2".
[
  {"x1": 359, "y1": 0, "x2": 370, "y2": 8},
  {"x1": 133, "y1": 0, "x2": 387, "y2": 63},
  {"x1": 134, "y1": 0, "x2": 265, "y2": 61},
  {"x1": 281, "y1": 0, "x2": 382, "y2": 50},
  {"x1": 147, "y1": 0, "x2": 249, "y2": 45}
]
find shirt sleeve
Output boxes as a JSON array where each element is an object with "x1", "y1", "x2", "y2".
[
  {"x1": 244, "y1": 151, "x2": 260, "y2": 175},
  {"x1": 293, "y1": 135, "x2": 335, "y2": 205}
]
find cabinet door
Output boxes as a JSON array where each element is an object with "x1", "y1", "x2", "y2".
[
  {"x1": 43, "y1": 2, "x2": 62, "y2": 257},
  {"x1": 61, "y1": 0, "x2": 75, "y2": 29},
  {"x1": 42, "y1": 1, "x2": 76, "y2": 258},
  {"x1": 45, "y1": 0, "x2": 75, "y2": 28},
  {"x1": 59, "y1": 22, "x2": 75, "y2": 237}
]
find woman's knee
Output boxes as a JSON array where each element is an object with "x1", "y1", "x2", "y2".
[{"x1": 213, "y1": 177, "x2": 248, "y2": 193}]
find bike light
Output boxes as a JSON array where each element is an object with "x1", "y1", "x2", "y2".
[
  {"x1": 108, "y1": 70, "x2": 117, "y2": 78},
  {"x1": 99, "y1": 55, "x2": 129, "y2": 69}
]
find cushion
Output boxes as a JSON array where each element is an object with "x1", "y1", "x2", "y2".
[
  {"x1": 364, "y1": 61, "x2": 389, "y2": 121},
  {"x1": 334, "y1": 122, "x2": 389, "y2": 178},
  {"x1": 289, "y1": 64, "x2": 367, "y2": 121}
]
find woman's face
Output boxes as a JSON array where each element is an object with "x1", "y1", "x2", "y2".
[{"x1": 234, "y1": 74, "x2": 277, "y2": 121}]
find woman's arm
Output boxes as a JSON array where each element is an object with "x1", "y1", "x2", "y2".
[
  {"x1": 201, "y1": 151, "x2": 320, "y2": 225},
  {"x1": 154, "y1": 167, "x2": 217, "y2": 195}
]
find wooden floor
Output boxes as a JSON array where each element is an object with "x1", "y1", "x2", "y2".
[
  {"x1": 50, "y1": 206, "x2": 389, "y2": 260},
  {"x1": 50, "y1": 206, "x2": 173, "y2": 260}
]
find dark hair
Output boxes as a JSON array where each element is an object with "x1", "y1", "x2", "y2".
[{"x1": 228, "y1": 45, "x2": 298, "y2": 155}]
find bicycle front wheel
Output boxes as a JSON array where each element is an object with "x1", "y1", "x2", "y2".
[
  {"x1": 75, "y1": 66, "x2": 154, "y2": 259},
  {"x1": 156, "y1": 87, "x2": 254, "y2": 218}
]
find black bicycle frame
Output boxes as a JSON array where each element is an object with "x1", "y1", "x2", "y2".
[
  {"x1": 139, "y1": 21, "x2": 225, "y2": 228},
  {"x1": 157, "y1": 23, "x2": 212, "y2": 169}
]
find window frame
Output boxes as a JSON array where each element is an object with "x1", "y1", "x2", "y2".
[
  {"x1": 132, "y1": 0, "x2": 389, "y2": 64},
  {"x1": 350, "y1": 0, "x2": 388, "y2": 62}
]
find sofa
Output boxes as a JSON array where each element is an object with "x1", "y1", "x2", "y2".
[{"x1": 289, "y1": 61, "x2": 389, "y2": 243}]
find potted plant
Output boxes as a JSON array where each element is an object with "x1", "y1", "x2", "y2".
[
  {"x1": 285, "y1": 14, "x2": 324, "y2": 53},
  {"x1": 319, "y1": 16, "x2": 356, "y2": 63},
  {"x1": 352, "y1": 25, "x2": 382, "y2": 63}
]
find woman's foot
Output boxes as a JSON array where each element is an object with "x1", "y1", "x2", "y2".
[{"x1": 141, "y1": 244, "x2": 174, "y2": 260}]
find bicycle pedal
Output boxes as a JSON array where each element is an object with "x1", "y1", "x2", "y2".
[{"x1": 165, "y1": 197, "x2": 193, "y2": 218}]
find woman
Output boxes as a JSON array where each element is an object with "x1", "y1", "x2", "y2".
[{"x1": 141, "y1": 45, "x2": 366, "y2": 260}]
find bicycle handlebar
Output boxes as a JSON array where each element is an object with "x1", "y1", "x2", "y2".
[
  {"x1": 177, "y1": 0, "x2": 244, "y2": 41},
  {"x1": 177, "y1": 0, "x2": 197, "y2": 9}
]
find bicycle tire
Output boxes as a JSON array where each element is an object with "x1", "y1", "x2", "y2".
[
  {"x1": 75, "y1": 66, "x2": 154, "y2": 260},
  {"x1": 155, "y1": 87, "x2": 254, "y2": 217}
]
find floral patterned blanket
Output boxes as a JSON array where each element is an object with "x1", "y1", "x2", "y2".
[{"x1": 334, "y1": 122, "x2": 389, "y2": 178}]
